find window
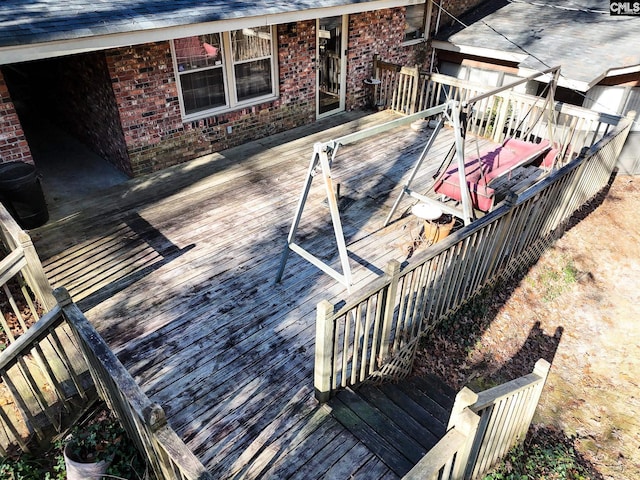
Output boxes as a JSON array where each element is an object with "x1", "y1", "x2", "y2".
[
  {"x1": 404, "y1": 4, "x2": 426, "y2": 42},
  {"x1": 173, "y1": 27, "x2": 277, "y2": 118}
]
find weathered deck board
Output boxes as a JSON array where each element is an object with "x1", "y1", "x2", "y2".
[
  {"x1": 32, "y1": 111, "x2": 496, "y2": 478},
  {"x1": 327, "y1": 377, "x2": 457, "y2": 478}
]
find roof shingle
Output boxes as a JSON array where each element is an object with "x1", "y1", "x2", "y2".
[
  {"x1": 437, "y1": 0, "x2": 640, "y2": 89},
  {"x1": 0, "y1": 0, "x2": 381, "y2": 48}
]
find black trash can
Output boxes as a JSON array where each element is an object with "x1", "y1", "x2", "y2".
[{"x1": 0, "y1": 161, "x2": 49, "y2": 229}]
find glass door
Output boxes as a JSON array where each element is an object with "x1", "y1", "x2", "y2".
[{"x1": 317, "y1": 16, "x2": 347, "y2": 118}]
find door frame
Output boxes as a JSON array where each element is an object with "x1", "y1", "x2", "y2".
[{"x1": 316, "y1": 15, "x2": 348, "y2": 119}]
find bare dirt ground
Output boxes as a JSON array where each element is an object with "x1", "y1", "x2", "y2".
[{"x1": 414, "y1": 174, "x2": 640, "y2": 479}]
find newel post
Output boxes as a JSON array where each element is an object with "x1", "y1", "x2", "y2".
[
  {"x1": 410, "y1": 64, "x2": 420, "y2": 114},
  {"x1": 448, "y1": 387, "x2": 480, "y2": 479},
  {"x1": 314, "y1": 300, "x2": 335, "y2": 403},
  {"x1": 492, "y1": 94, "x2": 511, "y2": 143},
  {"x1": 533, "y1": 358, "x2": 551, "y2": 380},
  {"x1": 516, "y1": 358, "x2": 552, "y2": 442},
  {"x1": 447, "y1": 387, "x2": 478, "y2": 430}
]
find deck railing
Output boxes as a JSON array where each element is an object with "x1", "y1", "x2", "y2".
[
  {"x1": 0, "y1": 203, "x2": 56, "y2": 314},
  {"x1": 314, "y1": 106, "x2": 634, "y2": 402},
  {"x1": 0, "y1": 203, "x2": 87, "y2": 453},
  {"x1": 404, "y1": 360, "x2": 551, "y2": 480},
  {"x1": 0, "y1": 204, "x2": 210, "y2": 478},
  {"x1": 0, "y1": 288, "x2": 210, "y2": 478},
  {"x1": 0, "y1": 301, "x2": 91, "y2": 454},
  {"x1": 53, "y1": 288, "x2": 211, "y2": 480},
  {"x1": 372, "y1": 59, "x2": 620, "y2": 162}
]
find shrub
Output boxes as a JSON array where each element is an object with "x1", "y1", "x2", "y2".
[{"x1": 483, "y1": 425, "x2": 598, "y2": 480}]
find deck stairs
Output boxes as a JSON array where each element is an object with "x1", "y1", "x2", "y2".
[{"x1": 326, "y1": 374, "x2": 456, "y2": 477}]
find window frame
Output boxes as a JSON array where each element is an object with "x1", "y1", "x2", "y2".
[
  {"x1": 402, "y1": 3, "x2": 428, "y2": 46},
  {"x1": 172, "y1": 27, "x2": 279, "y2": 121}
]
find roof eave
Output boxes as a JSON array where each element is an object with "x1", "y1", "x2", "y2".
[
  {"x1": 432, "y1": 39, "x2": 527, "y2": 64},
  {"x1": 434, "y1": 40, "x2": 600, "y2": 92},
  {"x1": 517, "y1": 66, "x2": 589, "y2": 92},
  {"x1": 601, "y1": 63, "x2": 640, "y2": 81},
  {"x1": 0, "y1": 0, "x2": 424, "y2": 65}
]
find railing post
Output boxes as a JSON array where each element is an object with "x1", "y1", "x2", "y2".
[
  {"x1": 447, "y1": 387, "x2": 478, "y2": 479},
  {"x1": 447, "y1": 387, "x2": 478, "y2": 431},
  {"x1": 18, "y1": 231, "x2": 56, "y2": 311},
  {"x1": 144, "y1": 403, "x2": 168, "y2": 431},
  {"x1": 314, "y1": 300, "x2": 334, "y2": 403},
  {"x1": 52, "y1": 286, "x2": 73, "y2": 307},
  {"x1": 516, "y1": 359, "x2": 551, "y2": 441},
  {"x1": 409, "y1": 65, "x2": 419, "y2": 114},
  {"x1": 378, "y1": 260, "x2": 400, "y2": 364},
  {"x1": 447, "y1": 387, "x2": 480, "y2": 479},
  {"x1": 372, "y1": 54, "x2": 380, "y2": 107},
  {"x1": 453, "y1": 409, "x2": 481, "y2": 480},
  {"x1": 533, "y1": 358, "x2": 551, "y2": 380},
  {"x1": 492, "y1": 94, "x2": 511, "y2": 143}
]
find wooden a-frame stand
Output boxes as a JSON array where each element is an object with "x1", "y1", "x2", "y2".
[
  {"x1": 383, "y1": 100, "x2": 476, "y2": 227},
  {"x1": 274, "y1": 141, "x2": 354, "y2": 290},
  {"x1": 275, "y1": 68, "x2": 561, "y2": 290},
  {"x1": 275, "y1": 104, "x2": 449, "y2": 291}
]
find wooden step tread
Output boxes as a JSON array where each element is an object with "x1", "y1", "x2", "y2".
[
  {"x1": 356, "y1": 384, "x2": 439, "y2": 449},
  {"x1": 379, "y1": 381, "x2": 450, "y2": 427},
  {"x1": 328, "y1": 375, "x2": 457, "y2": 478},
  {"x1": 366, "y1": 382, "x2": 448, "y2": 439},
  {"x1": 408, "y1": 373, "x2": 457, "y2": 404},
  {"x1": 336, "y1": 388, "x2": 427, "y2": 461},
  {"x1": 330, "y1": 390, "x2": 416, "y2": 477}
]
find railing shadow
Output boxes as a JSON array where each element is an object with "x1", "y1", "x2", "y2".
[
  {"x1": 75, "y1": 212, "x2": 194, "y2": 313},
  {"x1": 413, "y1": 258, "x2": 563, "y2": 392},
  {"x1": 491, "y1": 321, "x2": 563, "y2": 385},
  {"x1": 520, "y1": 424, "x2": 606, "y2": 480}
]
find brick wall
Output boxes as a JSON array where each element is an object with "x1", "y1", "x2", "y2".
[
  {"x1": 106, "y1": 21, "x2": 317, "y2": 176},
  {"x1": 345, "y1": 1, "x2": 488, "y2": 110},
  {"x1": 439, "y1": 0, "x2": 487, "y2": 29},
  {"x1": 1, "y1": 5, "x2": 484, "y2": 177},
  {"x1": 47, "y1": 53, "x2": 132, "y2": 176},
  {"x1": 107, "y1": 42, "x2": 184, "y2": 176},
  {"x1": 103, "y1": 10, "x2": 441, "y2": 176},
  {"x1": 0, "y1": 69, "x2": 33, "y2": 165},
  {"x1": 346, "y1": 8, "x2": 432, "y2": 110}
]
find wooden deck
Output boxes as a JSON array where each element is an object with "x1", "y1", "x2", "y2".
[{"x1": 31, "y1": 110, "x2": 495, "y2": 478}]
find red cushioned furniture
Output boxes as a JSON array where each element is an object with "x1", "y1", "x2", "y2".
[{"x1": 433, "y1": 139, "x2": 554, "y2": 212}]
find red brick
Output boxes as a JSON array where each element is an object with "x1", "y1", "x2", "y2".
[{"x1": 0, "y1": 70, "x2": 34, "y2": 166}]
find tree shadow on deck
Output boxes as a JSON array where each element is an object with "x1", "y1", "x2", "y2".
[
  {"x1": 277, "y1": 122, "x2": 444, "y2": 282},
  {"x1": 413, "y1": 171, "x2": 618, "y2": 390}
]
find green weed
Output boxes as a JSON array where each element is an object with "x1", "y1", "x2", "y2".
[
  {"x1": 535, "y1": 257, "x2": 578, "y2": 302},
  {"x1": 0, "y1": 405, "x2": 148, "y2": 479},
  {"x1": 483, "y1": 426, "x2": 597, "y2": 480}
]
